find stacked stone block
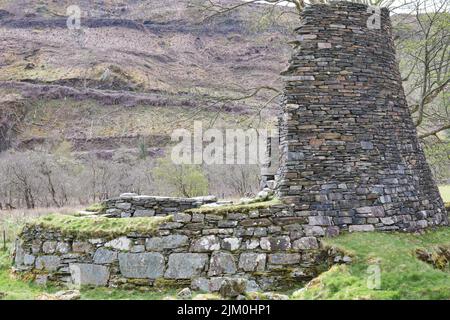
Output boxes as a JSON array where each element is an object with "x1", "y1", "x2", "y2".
[
  {"x1": 275, "y1": 2, "x2": 448, "y2": 232},
  {"x1": 102, "y1": 194, "x2": 217, "y2": 218},
  {"x1": 14, "y1": 204, "x2": 335, "y2": 291}
]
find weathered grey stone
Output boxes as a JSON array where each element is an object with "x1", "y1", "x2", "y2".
[
  {"x1": 131, "y1": 245, "x2": 145, "y2": 253},
  {"x1": 303, "y1": 225, "x2": 325, "y2": 237},
  {"x1": 177, "y1": 287, "x2": 192, "y2": 299},
  {"x1": 240, "y1": 218, "x2": 272, "y2": 227},
  {"x1": 56, "y1": 242, "x2": 71, "y2": 254},
  {"x1": 190, "y1": 235, "x2": 220, "y2": 252},
  {"x1": 219, "y1": 278, "x2": 247, "y2": 298},
  {"x1": 173, "y1": 213, "x2": 191, "y2": 223},
  {"x1": 13, "y1": 241, "x2": 25, "y2": 266},
  {"x1": 42, "y1": 241, "x2": 57, "y2": 254},
  {"x1": 23, "y1": 254, "x2": 36, "y2": 265},
  {"x1": 308, "y1": 216, "x2": 333, "y2": 226},
  {"x1": 262, "y1": 292, "x2": 290, "y2": 300},
  {"x1": 69, "y1": 263, "x2": 110, "y2": 286},
  {"x1": 31, "y1": 240, "x2": 41, "y2": 254},
  {"x1": 360, "y1": 141, "x2": 374, "y2": 150},
  {"x1": 318, "y1": 42, "x2": 332, "y2": 49},
  {"x1": 118, "y1": 252, "x2": 164, "y2": 279},
  {"x1": 355, "y1": 206, "x2": 385, "y2": 217},
  {"x1": 120, "y1": 193, "x2": 138, "y2": 198},
  {"x1": 134, "y1": 209, "x2": 155, "y2": 217},
  {"x1": 257, "y1": 190, "x2": 270, "y2": 200},
  {"x1": 72, "y1": 241, "x2": 93, "y2": 253},
  {"x1": 268, "y1": 253, "x2": 300, "y2": 265},
  {"x1": 253, "y1": 227, "x2": 267, "y2": 237},
  {"x1": 260, "y1": 236, "x2": 291, "y2": 251},
  {"x1": 417, "y1": 220, "x2": 428, "y2": 228},
  {"x1": 325, "y1": 226, "x2": 340, "y2": 237},
  {"x1": 243, "y1": 239, "x2": 259, "y2": 250},
  {"x1": 221, "y1": 237, "x2": 241, "y2": 251},
  {"x1": 245, "y1": 280, "x2": 261, "y2": 293},
  {"x1": 35, "y1": 255, "x2": 61, "y2": 271},
  {"x1": 116, "y1": 202, "x2": 132, "y2": 210},
  {"x1": 208, "y1": 252, "x2": 237, "y2": 276},
  {"x1": 349, "y1": 225, "x2": 375, "y2": 232},
  {"x1": 381, "y1": 217, "x2": 395, "y2": 225},
  {"x1": 93, "y1": 248, "x2": 118, "y2": 264},
  {"x1": 51, "y1": 290, "x2": 81, "y2": 300},
  {"x1": 292, "y1": 237, "x2": 319, "y2": 250},
  {"x1": 191, "y1": 277, "x2": 210, "y2": 292},
  {"x1": 165, "y1": 253, "x2": 208, "y2": 279},
  {"x1": 145, "y1": 235, "x2": 189, "y2": 251},
  {"x1": 238, "y1": 253, "x2": 266, "y2": 272}
]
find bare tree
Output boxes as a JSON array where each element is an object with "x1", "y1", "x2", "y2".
[{"x1": 396, "y1": 0, "x2": 449, "y2": 139}]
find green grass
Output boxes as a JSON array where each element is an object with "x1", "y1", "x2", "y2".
[
  {"x1": 26, "y1": 214, "x2": 173, "y2": 240},
  {"x1": 293, "y1": 227, "x2": 450, "y2": 300},
  {"x1": 186, "y1": 198, "x2": 282, "y2": 215},
  {"x1": 84, "y1": 203, "x2": 106, "y2": 213},
  {"x1": 439, "y1": 185, "x2": 450, "y2": 203}
]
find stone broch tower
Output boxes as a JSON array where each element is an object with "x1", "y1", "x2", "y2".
[{"x1": 272, "y1": 2, "x2": 448, "y2": 231}]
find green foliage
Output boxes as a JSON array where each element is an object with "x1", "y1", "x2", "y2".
[
  {"x1": 293, "y1": 228, "x2": 450, "y2": 300},
  {"x1": 26, "y1": 214, "x2": 172, "y2": 239},
  {"x1": 137, "y1": 138, "x2": 148, "y2": 160},
  {"x1": 84, "y1": 202, "x2": 106, "y2": 213},
  {"x1": 152, "y1": 156, "x2": 209, "y2": 197},
  {"x1": 424, "y1": 142, "x2": 450, "y2": 184}
]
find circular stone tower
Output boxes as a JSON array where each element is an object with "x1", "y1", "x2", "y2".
[{"x1": 275, "y1": 2, "x2": 448, "y2": 232}]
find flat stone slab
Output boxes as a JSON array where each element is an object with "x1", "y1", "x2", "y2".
[
  {"x1": 93, "y1": 248, "x2": 118, "y2": 264},
  {"x1": 165, "y1": 253, "x2": 208, "y2": 279},
  {"x1": 69, "y1": 263, "x2": 110, "y2": 286},
  {"x1": 118, "y1": 253, "x2": 164, "y2": 279}
]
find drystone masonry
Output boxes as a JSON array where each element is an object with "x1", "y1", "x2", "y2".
[
  {"x1": 102, "y1": 194, "x2": 217, "y2": 218},
  {"x1": 274, "y1": 2, "x2": 448, "y2": 232},
  {"x1": 14, "y1": 204, "x2": 341, "y2": 292},
  {"x1": 12, "y1": 2, "x2": 450, "y2": 292}
]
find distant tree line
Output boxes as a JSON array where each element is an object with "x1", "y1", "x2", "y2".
[{"x1": 0, "y1": 144, "x2": 260, "y2": 209}]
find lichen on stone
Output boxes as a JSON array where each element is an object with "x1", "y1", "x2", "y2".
[{"x1": 185, "y1": 198, "x2": 282, "y2": 215}]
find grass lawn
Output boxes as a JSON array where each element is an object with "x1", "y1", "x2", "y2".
[
  {"x1": 439, "y1": 185, "x2": 450, "y2": 203},
  {"x1": 293, "y1": 227, "x2": 450, "y2": 300}
]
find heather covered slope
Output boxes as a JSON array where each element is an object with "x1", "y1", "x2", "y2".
[{"x1": 0, "y1": 0, "x2": 294, "y2": 154}]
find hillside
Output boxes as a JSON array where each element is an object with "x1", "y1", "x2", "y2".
[{"x1": 0, "y1": 0, "x2": 295, "y2": 158}]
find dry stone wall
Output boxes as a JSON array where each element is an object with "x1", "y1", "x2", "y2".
[
  {"x1": 14, "y1": 204, "x2": 339, "y2": 291},
  {"x1": 274, "y1": 2, "x2": 448, "y2": 232},
  {"x1": 102, "y1": 194, "x2": 217, "y2": 218}
]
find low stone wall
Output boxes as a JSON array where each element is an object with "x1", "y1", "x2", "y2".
[
  {"x1": 13, "y1": 204, "x2": 335, "y2": 292},
  {"x1": 102, "y1": 194, "x2": 217, "y2": 218}
]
